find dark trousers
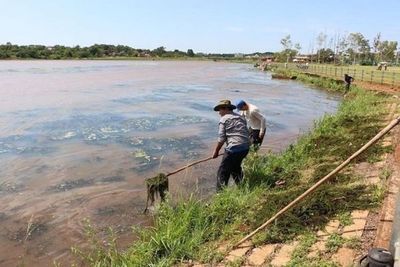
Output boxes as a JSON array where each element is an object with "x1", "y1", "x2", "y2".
[
  {"x1": 217, "y1": 149, "x2": 249, "y2": 191},
  {"x1": 345, "y1": 82, "x2": 351, "y2": 91},
  {"x1": 249, "y1": 128, "x2": 265, "y2": 147}
]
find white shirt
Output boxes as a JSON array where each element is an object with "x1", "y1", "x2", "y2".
[{"x1": 240, "y1": 103, "x2": 266, "y2": 135}]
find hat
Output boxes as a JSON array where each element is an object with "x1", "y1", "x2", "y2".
[
  {"x1": 213, "y1": 100, "x2": 236, "y2": 111},
  {"x1": 236, "y1": 100, "x2": 246, "y2": 110}
]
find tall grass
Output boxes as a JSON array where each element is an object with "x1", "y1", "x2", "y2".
[{"x1": 76, "y1": 71, "x2": 393, "y2": 266}]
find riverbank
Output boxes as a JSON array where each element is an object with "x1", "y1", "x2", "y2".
[{"x1": 73, "y1": 68, "x2": 399, "y2": 266}]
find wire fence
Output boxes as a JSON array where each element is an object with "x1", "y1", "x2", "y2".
[{"x1": 272, "y1": 63, "x2": 400, "y2": 87}]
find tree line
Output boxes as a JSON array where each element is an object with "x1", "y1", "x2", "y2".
[
  {"x1": 2, "y1": 31, "x2": 398, "y2": 65},
  {"x1": 0, "y1": 43, "x2": 200, "y2": 59},
  {"x1": 0, "y1": 43, "x2": 257, "y2": 60},
  {"x1": 276, "y1": 32, "x2": 399, "y2": 65}
]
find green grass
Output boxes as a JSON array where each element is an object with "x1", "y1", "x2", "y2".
[
  {"x1": 325, "y1": 233, "x2": 344, "y2": 253},
  {"x1": 271, "y1": 62, "x2": 400, "y2": 87},
  {"x1": 288, "y1": 233, "x2": 339, "y2": 267},
  {"x1": 338, "y1": 212, "x2": 352, "y2": 227},
  {"x1": 74, "y1": 70, "x2": 395, "y2": 266}
]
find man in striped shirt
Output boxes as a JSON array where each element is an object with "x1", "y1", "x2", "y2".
[{"x1": 212, "y1": 100, "x2": 250, "y2": 191}]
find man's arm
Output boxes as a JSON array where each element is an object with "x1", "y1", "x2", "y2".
[
  {"x1": 212, "y1": 142, "x2": 224, "y2": 158},
  {"x1": 253, "y1": 110, "x2": 266, "y2": 137},
  {"x1": 213, "y1": 121, "x2": 225, "y2": 158}
]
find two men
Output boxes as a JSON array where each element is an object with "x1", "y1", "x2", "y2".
[
  {"x1": 212, "y1": 100, "x2": 250, "y2": 191},
  {"x1": 212, "y1": 99, "x2": 267, "y2": 191}
]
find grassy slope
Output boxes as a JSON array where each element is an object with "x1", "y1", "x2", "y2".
[{"x1": 75, "y1": 70, "x2": 394, "y2": 267}]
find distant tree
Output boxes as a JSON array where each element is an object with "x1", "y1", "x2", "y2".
[
  {"x1": 152, "y1": 46, "x2": 166, "y2": 57},
  {"x1": 316, "y1": 48, "x2": 335, "y2": 63},
  {"x1": 373, "y1": 32, "x2": 381, "y2": 64},
  {"x1": 276, "y1": 35, "x2": 301, "y2": 63},
  {"x1": 336, "y1": 35, "x2": 350, "y2": 64},
  {"x1": 0, "y1": 45, "x2": 11, "y2": 59},
  {"x1": 316, "y1": 32, "x2": 327, "y2": 63},
  {"x1": 78, "y1": 47, "x2": 90, "y2": 58},
  {"x1": 280, "y1": 35, "x2": 292, "y2": 50},
  {"x1": 89, "y1": 45, "x2": 104, "y2": 57},
  {"x1": 347, "y1": 32, "x2": 370, "y2": 64},
  {"x1": 187, "y1": 49, "x2": 195, "y2": 57},
  {"x1": 378, "y1": 40, "x2": 398, "y2": 62},
  {"x1": 0, "y1": 43, "x2": 202, "y2": 60}
]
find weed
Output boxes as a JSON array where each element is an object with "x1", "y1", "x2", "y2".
[
  {"x1": 370, "y1": 184, "x2": 387, "y2": 205},
  {"x1": 289, "y1": 232, "x2": 317, "y2": 264},
  {"x1": 326, "y1": 233, "x2": 344, "y2": 253},
  {"x1": 226, "y1": 257, "x2": 245, "y2": 267},
  {"x1": 345, "y1": 237, "x2": 362, "y2": 249},
  {"x1": 338, "y1": 212, "x2": 353, "y2": 227},
  {"x1": 379, "y1": 167, "x2": 392, "y2": 181}
]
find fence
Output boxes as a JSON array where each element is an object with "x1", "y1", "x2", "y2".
[{"x1": 272, "y1": 63, "x2": 400, "y2": 88}]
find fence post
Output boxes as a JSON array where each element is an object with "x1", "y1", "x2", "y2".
[
  {"x1": 335, "y1": 67, "x2": 337, "y2": 77},
  {"x1": 371, "y1": 71, "x2": 374, "y2": 82},
  {"x1": 381, "y1": 71, "x2": 384, "y2": 84},
  {"x1": 361, "y1": 70, "x2": 364, "y2": 81},
  {"x1": 353, "y1": 69, "x2": 357, "y2": 80},
  {"x1": 341, "y1": 67, "x2": 343, "y2": 77}
]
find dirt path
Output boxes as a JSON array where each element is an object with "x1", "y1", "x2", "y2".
[{"x1": 354, "y1": 80, "x2": 400, "y2": 95}]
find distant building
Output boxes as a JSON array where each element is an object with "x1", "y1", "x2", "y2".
[
  {"x1": 245, "y1": 54, "x2": 260, "y2": 59},
  {"x1": 293, "y1": 55, "x2": 310, "y2": 63},
  {"x1": 139, "y1": 52, "x2": 151, "y2": 57},
  {"x1": 260, "y1": 55, "x2": 274, "y2": 63}
]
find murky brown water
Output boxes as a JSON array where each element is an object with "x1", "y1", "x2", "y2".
[{"x1": 0, "y1": 60, "x2": 340, "y2": 266}]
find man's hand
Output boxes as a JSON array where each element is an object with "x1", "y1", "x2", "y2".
[{"x1": 212, "y1": 142, "x2": 223, "y2": 158}]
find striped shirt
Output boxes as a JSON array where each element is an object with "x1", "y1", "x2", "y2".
[{"x1": 218, "y1": 112, "x2": 250, "y2": 152}]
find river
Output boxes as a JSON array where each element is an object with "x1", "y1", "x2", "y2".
[{"x1": 0, "y1": 60, "x2": 340, "y2": 266}]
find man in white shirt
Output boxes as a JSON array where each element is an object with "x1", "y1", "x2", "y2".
[{"x1": 236, "y1": 100, "x2": 266, "y2": 148}]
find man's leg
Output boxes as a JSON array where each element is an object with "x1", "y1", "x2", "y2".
[
  {"x1": 216, "y1": 151, "x2": 233, "y2": 191},
  {"x1": 258, "y1": 128, "x2": 266, "y2": 145},
  {"x1": 252, "y1": 129, "x2": 262, "y2": 148},
  {"x1": 231, "y1": 149, "x2": 249, "y2": 185},
  {"x1": 248, "y1": 128, "x2": 255, "y2": 145}
]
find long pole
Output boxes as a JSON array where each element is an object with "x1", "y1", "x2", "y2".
[
  {"x1": 166, "y1": 153, "x2": 222, "y2": 177},
  {"x1": 233, "y1": 117, "x2": 400, "y2": 248}
]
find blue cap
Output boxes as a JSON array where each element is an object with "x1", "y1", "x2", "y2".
[{"x1": 236, "y1": 100, "x2": 246, "y2": 110}]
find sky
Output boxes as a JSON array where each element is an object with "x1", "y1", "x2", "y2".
[{"x1": 1, "y1": 0, "x2": 399, "y2": 54}]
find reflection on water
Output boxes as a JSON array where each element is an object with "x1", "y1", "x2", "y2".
[{"x1": 0, "y1": 60, "x2": 340, "y2": 266}]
